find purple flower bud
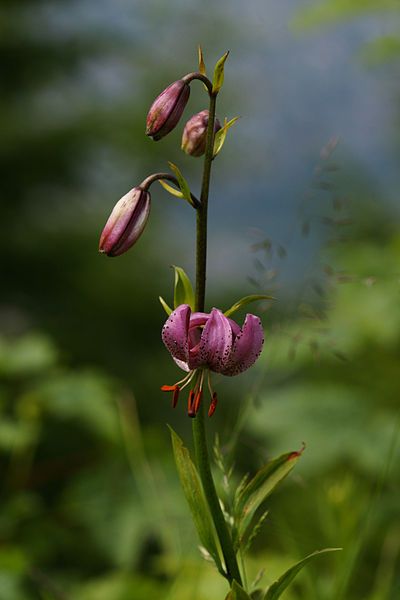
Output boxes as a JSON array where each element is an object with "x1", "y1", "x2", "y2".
[
  {"x1": 181, "y1": 110, "x2": 222, "y2": 157},
  {"x1": 146, "y1": 79, "x2": 190, "y2": 141},
  {"x1": 99, "y1": 187, "x2": 151, "y2": 257}
]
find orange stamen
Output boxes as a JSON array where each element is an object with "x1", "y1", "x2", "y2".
[
  {"x1": 188, "y1": 390, "x2": 196, "y2": 418},
  {"x1": 194, "y1": 389, "x2": 202, "y2": 415},
  {"x1": 208, "y1": 392, "x2": 218, "y2": 417},
  {"x1": 161, "y1": 384, "x2": 177, "y2": 392},
  {"x1": 172, "y1": 386, "x2": 180, "y2": 408}
]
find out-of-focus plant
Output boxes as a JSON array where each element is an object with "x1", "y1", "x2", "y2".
[
  {"x1": 292, "y1": 0, "x2": 400, "y2": 66},
  {"x1": 98, "y1": 47, "x2": 339, "y2": 598}
]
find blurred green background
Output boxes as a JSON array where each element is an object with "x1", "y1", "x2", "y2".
[{"x1": 1, "y1": 0, "x2": 400, "y2": 598}]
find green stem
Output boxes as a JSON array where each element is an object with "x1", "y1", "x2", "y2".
[{"x1": 192, "y1": 91, "x2": 242, "y2": 586}]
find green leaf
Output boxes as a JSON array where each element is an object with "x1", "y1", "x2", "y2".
[
  {"x1": 159, "y1": 179, "x2": 184, "y2": 199},
  {"x1": 213, "y1": 116, "x2": 239, "y2": 157},
  {"x1": 173, "y1": 266, "x2": 195, "y2": 310},
  {"x1": 361, "y1": 35, "x2": 400, "y2": 66},
  {"x1": 169, "y1": 427, "x2": 224, "y2": 574},
  {"x1": 224, "y1": 295, "x2": 274, "y2": 318},
  {"x1": 234, "y1": 450, "x2": 303, "y2": 548},
  {"x1": 168, "y1": 162, "x2": 193, "y2": 206},
  {"x1": 212, "y1": 50, "x2": 229, "y2": 94},
  {"x1": 291, "y1": 0, "x2": 399, "y2": 31},
  {"x1": 263, "y1": 548, "x2": 341, "y2": 600},
  {"x1": 225, "y1": 581, "x2": 252, "y2": 600},
  {"x1": 159, "y1": 296, "x2": 172, "y2": 316},
  {"x1": 250, "y1": 591, "x2": 264, "y2": 600},
  {"x1": 198, "y1": 44, "x2": 206, "y2": 75}
]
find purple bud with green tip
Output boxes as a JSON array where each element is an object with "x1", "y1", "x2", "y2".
[
  {"x1": 181, "y1": 110, "x2": 222, "y2": 157},
  {"x1": 146, "y1": 79, "x2": 190, "y2": 141},
  {"x1": 99, "y1": 187, "x2": 150, "y2": 257}
]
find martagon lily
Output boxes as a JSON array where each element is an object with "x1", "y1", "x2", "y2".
[{"x1": 161, "y1": 304, "x2": 264, "y2": 417}]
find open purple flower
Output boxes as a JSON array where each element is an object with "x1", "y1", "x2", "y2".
[{"x1": 161, "y1": 305, "x2": 264, "y2": 417}]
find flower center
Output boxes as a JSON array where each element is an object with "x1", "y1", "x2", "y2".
[{"x1": 161, "y1": 369, "x2": 219, "y2": 417}]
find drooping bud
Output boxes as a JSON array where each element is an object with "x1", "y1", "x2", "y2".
[
  {"x1": 146, "y1": 79, "x2": 190, "y2": 141},
  {"x1": 181, "y1": 110, "x2": 222, "y2": 157},
  {"x1": 99, "y1": 187, "x2": 151, "y2": 257}
]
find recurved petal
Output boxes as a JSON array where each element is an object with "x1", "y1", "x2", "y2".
[
  {"x1": 221, "y1": 313, "x2": 264, "y2": 376},
  {"x1": 197, "y1": 308, "x2": 233, "y2": 373},
  {"x1": 173, "y1": 357, "x2": 190, "y2": 372},
  {"x1": 162, "y1": 304, "x2": 191, "y2": 363}
]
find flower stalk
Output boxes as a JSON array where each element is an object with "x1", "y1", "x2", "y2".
[{"x1": 191, "y1": 88, "x2": 243, "y2": 586}]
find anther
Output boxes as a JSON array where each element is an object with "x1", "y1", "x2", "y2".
[
  {"x1": 172, "y1": 386, "x2": 180, "y2": 408},
  {"x1": 208, "y1": 392, "x2": 218, "y2": 417},
  {"x1": 194, "y1": 389, "x2": 202, "y2": 415},
  {"x1": 161, "y1": 384, "x2": 177, "y2": 392},
  {"x1": 188, "y1": 390, "x2": 196, "y2": 418}
]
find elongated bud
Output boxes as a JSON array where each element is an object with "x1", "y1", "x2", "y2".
[
  {"x1": 146, "y1": 79, "x2": 190, "y2": 141},
  {"x1": 99, "y1": 187, "x2": 151, "y2": 257},
  {"x1": 181, "y1": 110, "x2": 221, "y2": 157}
]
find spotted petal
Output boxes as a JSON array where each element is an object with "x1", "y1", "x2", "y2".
[
  {"x1": 162, "y1": 304, "x2": 191, "y2": 364},
  {"x1": 197, "y1": 308, "x2": 233, "y2": 373},
  {"x1": 221, "y1": 313, "x2": 264, "y2": 376}
]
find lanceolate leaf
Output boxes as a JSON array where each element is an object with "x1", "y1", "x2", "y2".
[
  {"x1": 198, "y1": 44, "x2": 206, "y2": 75},
  {"x1": 168, "y1": 162, "x2": 193, "y2": 205},
  {"x1": 173, "y1": 266, "x2": 195, "y2": 310},
  {"x1": 159, "y1": 179, "x2": 184, "y2": 199},
  {"x1": 212, "y1": 50, "x2": 229, "y2": 94},
  {"x1": 213, "y1": 116, "x2": 239, "y2": 157},
  {"x1": 225, "y1": 581, "x2": 252, "y2": 600},
  {"x1": 224, "y1": 295, "x2": 274, "y2": 318},
  {"x1": 159, "y1": 295, "x2": 172, "y2": 316},
  {"x1": 169, "y1": 427, "x2": 224, "y2": 575},
  {"x1": 263, "y1": 548, "x2": 341, "y2": 600},
  {"x1": 250, "y1": 591, "x2": 264, "y2": 600},
  {"x1": 234, "y1": 450, "x2": 303, "y2": 547}
]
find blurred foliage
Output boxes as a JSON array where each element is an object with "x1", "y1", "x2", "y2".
[
  {"x1": 292, "y1": 0, "x2": 400, "y2": 67},
  {"x1": 244, "y1": 208, "x2": 400, "y2": 599},
  {"x1": 292, "y1": 0, "x2": 400, "y2": 30}
]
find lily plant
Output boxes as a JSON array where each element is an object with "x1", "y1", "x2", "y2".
[{"x1": 99, "y1": 47, "x2": 339, "y2": 599}]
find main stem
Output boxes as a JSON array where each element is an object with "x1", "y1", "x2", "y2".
[{"x1": 192, "y1": 91, "x2": 242, "y2": 586}]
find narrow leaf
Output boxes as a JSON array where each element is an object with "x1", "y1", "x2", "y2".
[
  {"x1": 172, "y1": 265, "x2": 195, "y2": 310},
  {"x1": 169, "y1": 427, "x2": 224, "y2": 574},
  {"x1": 212, "y1": 50, "x2": 229, "y2": 94},
  {"x1": 159, "y1": 296, "x2": 172, "y2": 316},
  {"x1": 159, "y1": 179, "x2": 184, "y2": 199},
  {"x1": 234, "y1": 449, "x2": 303, "y2": 546},
  {"x1": 224, "y1": 294, "x2": 274, "y2": 318},
  {"x1": 168, "y1": 162, "x2": 193, "y2": 205},
  {"x1": 213, "y1": 116, "x2": 239, "y2": 157},
  {"x1": 264, "y1": 548, "x2": 341, "y2": 600},
  {"x1": 198, "y1": 45, "x2": 206, "y2": 75},
  {"x1": 225, "y1": 581, "x2": 252, "y2": 600}
]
